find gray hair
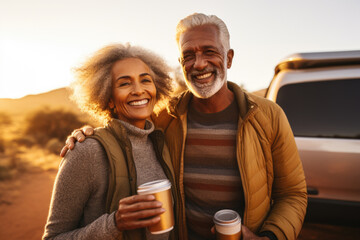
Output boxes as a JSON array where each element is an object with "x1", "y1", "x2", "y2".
[
  {"x1": 175, "y1": 13, "x2": 230, "y2": 52},
  {"x1": 70, "y1": 43, "x2": 174, "y2": 124}
]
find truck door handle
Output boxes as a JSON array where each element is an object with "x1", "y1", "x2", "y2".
[{"x1": 307, "y1": 187, "x2": 319, "y2": 195}]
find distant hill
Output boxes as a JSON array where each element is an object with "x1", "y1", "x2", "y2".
[
  {"x1": 251, "y1": 88, "x2": 267, "y2": 97},
  {"x1": 0, "y1": 88, "x2": 78, "y2": 117},
  {"x1": 0, "y1": 88, "x2": 99, "y2": 128}
]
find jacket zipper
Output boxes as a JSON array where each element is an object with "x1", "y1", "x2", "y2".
[
  {"x1": 178, "y1": 113, "x2": 188, "y2": 240},
  {"x1": 237, "y1": 104, "x2": 257, "y2": 226}
]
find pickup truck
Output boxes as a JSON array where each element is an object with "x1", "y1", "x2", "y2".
[{"x1": 265, "y1": 50, "x2": 360, "y2": 226}]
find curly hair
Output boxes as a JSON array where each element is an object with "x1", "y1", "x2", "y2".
[{"x1": 70, "y1": 43, "x2": 174, "y2": 124}]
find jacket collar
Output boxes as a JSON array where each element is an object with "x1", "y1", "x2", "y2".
[{"x1": 167, "y1": 81, "x2": 253, "y2": 119}]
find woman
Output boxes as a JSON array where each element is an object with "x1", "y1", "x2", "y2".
[{"x1": 43, "y1": 43, "x2": 179, "y2": 240}]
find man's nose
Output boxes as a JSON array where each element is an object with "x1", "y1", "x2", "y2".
[{"x1": 193, "y1": 53, "x2": 207, "y2": 70}]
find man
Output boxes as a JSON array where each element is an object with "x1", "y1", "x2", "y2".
[{"x1": 62, "y1": 13, "x2": 307, "y2": 240}]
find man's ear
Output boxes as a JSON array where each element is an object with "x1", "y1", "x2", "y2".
[
  {"x1": 178, "y1": 57, "x2": 185, "y2": 66},
  {"x1": 226, "y1": 49, "x2": 234, "y2": 69}
]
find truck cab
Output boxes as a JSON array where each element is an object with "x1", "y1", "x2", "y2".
[{"x1": 266, "y1": 50, "x2": 360, "y2": 225}]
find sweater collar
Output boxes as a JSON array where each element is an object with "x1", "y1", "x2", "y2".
[{"x1": 111, "y1": 119, "x2": 155, "y2": 139}]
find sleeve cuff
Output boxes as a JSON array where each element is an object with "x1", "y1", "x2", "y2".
[
  {"x1": 109, "y1": 211, "x2": 122, "y2": 234},
  {"x1": 258, "y1": 231, "x2": 278, "y2": 240}
]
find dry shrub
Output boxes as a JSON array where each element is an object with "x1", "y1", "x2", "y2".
[
  {"x1": 0, "y1": 137, "x2": 4, "y2": 153},
  {"x1": 24, "y1": 108, "x2": 86, "y2": 145},
  {"x1": 0, "y1": 112, "x2": 12, "y2": 153},
  {"x1": 0, "y1": 110, "x2": 75, "y2": 181},
  {"x1": 46, "y1": 138, "x2": 63, "y2": 154},
  {"x1": 0, "y1": 148, "x2": 23, "y2": 180},
  {"x1": 13, "y1": 136, "x2": 36, "y2": 147},
  {"x1": 0, "y1": 112, "x2": 12, "y2": 126},
  {"x1": 0, "y1": 166, "x2": 14, "y2": 180}
]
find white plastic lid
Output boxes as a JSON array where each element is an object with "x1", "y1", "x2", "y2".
[
  {"x1": 137, "y1": 179, "x2": 171, "y2": 195},
  {"x1": 214, "y1": 209, "x2": 241, "y2": 226},
  {"x1": 214, "y1": 209, "x2": 241, "y2": 235}
]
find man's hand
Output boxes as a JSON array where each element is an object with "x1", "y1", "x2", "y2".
[
  {"x1": 59, "y1": 125, "x2": 95, "y2": 157},
  {"x1": 211, "y1": 225, "x2": 270, "y2": 240},
  {"x1": 242, "y1": 226, "x2": 270, "y2": 240},
  {"x1": 115, "y1": 194, "x2": 165, "y2": 231}
]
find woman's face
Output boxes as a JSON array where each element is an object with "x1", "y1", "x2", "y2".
[{"x1": 109, "y1": 58, "x2": 157, "y2": 129}]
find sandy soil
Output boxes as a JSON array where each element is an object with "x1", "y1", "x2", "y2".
[
  {"x1": 0, "y1": 170, "x2": 359, "y2": 240},
  {"x1": 0, "y1": 170, "x2": 56, "y2": 240}
]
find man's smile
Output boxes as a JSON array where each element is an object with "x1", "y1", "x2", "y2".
[{"x1": 195, "y1": 72, "x2": 213, "y2": 80}]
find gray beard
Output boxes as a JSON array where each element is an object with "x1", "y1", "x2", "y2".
[{"x1": 187, "y1": 74, "x2": 226, "y2": 99}]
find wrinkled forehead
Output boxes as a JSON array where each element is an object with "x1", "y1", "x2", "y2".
[{"x1": 179, "y1": 24, "x2": 223, "y2": 53}]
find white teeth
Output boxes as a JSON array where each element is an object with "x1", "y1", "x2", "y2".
[
  {"x1": 196, "y1": 72, "x2": 212, "y2": 79},
  {"x1": 129, "y1": 99, "x2": 149, "y2": 106}
]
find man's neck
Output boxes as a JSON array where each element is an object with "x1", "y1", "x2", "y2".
[{"x1": 191, "y1": 83, "x2": 234, "y2": 113}]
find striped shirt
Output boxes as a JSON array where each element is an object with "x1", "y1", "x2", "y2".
[{"x1": 184, "y1": 100, "x2": 245, "y2": 240}]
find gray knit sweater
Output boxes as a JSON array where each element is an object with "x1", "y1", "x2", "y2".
[{"x1": 43, "y1": 120, "x2": 168, "y2": 240}]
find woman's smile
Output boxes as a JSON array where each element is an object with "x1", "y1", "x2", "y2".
[{"x1": 128, "y1": 98, "x2": 149, "y2": 106}]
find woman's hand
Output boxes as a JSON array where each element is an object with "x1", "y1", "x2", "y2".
[{"x1": 115, "y1": 194, "x2": 165, "y2": 231}]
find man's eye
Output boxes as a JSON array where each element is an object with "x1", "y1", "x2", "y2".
[
  {"x1": 205, "y1": 50, "x2": 216, "y2": 55},
  {"x1": 183, "y1": 55, "x2": 194, "y2": 61}
]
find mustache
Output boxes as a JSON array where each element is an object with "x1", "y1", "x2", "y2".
[{"x1": 189, "y1": 67, "x2": 216, "y2": 76}]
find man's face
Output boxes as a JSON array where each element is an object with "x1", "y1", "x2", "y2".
[{"x1": 179, "y1": 24, "x2": 233, "y2": 98}]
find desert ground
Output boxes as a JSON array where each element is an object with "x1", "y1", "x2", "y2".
[
  {"x1": 1, "y1": 163, "x2": 359, "y2": 240},
  {"x1": 0, "y1": 170, "x2": 56, "y2": 239},
  {"x1": 0, "y1": 88, "x2": 93, "y2": 239}
]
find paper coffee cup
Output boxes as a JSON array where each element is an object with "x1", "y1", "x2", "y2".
[
  {"x1": 137, "y1": 179, "x2": 174, "y2": 234},
  {"x1": 213, "y1": 209, "x2": 241, "y2": 240}
]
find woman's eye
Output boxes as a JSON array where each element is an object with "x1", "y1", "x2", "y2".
[
  {"x1": 119, "y1": 82, "x2": 129, "y2": 87},
  {"x1": 142, "y1": 78, "x2": 152, "y2": 83}
]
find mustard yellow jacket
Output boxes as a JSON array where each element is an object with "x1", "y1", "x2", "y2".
[{"x1": 154, "y1": 82, "x2": 307, "y2": 240}]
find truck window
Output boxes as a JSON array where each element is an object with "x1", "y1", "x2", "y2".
[{"x1": 276, "y1": 79, "x2": 360, "y2": 139}]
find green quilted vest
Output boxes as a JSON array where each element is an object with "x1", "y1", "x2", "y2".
[{"x1": 89, "y1": 120, "x2": 178, "y2": 240}]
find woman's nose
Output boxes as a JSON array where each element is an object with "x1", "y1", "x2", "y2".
[{"x1": 131, "y1": 82, "x2": 145, "y2": 95}]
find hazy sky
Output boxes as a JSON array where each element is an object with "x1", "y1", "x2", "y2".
[{"x1": 1, "y1": 0, "x2": 359, "y2": 98}]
